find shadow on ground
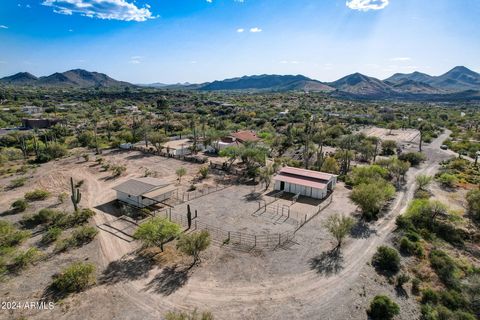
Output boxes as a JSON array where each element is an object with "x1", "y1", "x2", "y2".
[
  {"x1": 143, "y1": 264, "x2": 190, "y2": 296},
  {"x1": 100, "y1": 253, "x2": 156, "y2": 285},
  {"x1": 309, "y1": 248, "x2": 344, "y2": 276},
  {"x1": 350, "y1": 221, "x2": 378, "y2": 239}
]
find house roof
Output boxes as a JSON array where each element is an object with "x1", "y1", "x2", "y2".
[
  {"x1": 279, "y1": 166, "x2": 335, "y2": 181},
  {"x1": 230, "y1": 130, "x2": 260, "y2": 143},
  {"x1": 112, "y1": 177, "x2": 170, "y2": 196},
  {"x1": 274, "y1": 167, "x2": 336, "y2": 190}
]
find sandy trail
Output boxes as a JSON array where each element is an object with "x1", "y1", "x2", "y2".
[{"x1": 70, "y1": 131, "x2": 453, "y2": 319}]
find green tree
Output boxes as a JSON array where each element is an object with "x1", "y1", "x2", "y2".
[
  {"x1": 350, "y1": 181, "x2": 395, "y2": 219},
  {"x1": 134, "y1": 218, "x2": 181, "y2": 251},
  {"x1": 323, "y1": 213, "x2": 355, "y2": 248},
  {"x1": 177, "y1": 230, "x2": 211, "y2": 266},
  {"x1": 367, "y1": 295, "x2": 400, "y2": 320},
  {"x1": 321, "y1": 157, "x2": 340, "y2": 174},
  {"x1": 149, "y1": 132, "x2": 167, "y2": 153},
  {"x1": 176, "y1": 167, "x2": 187, "y2": 183},
  {"x1": 381, "y1": 140, "x2": 397, "y2": 156}
]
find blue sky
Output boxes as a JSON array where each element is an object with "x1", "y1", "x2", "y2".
[{"x1": 0, "y1": 0, "x2": 479, "y2": 83}]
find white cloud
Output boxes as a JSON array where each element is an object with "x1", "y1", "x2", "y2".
[
  {"x1": 346, "y1": 0, "x2": 389, "y2": 11},
  {"x1": 390, "y1": 57, "x2": 412, "y2": 62},
  {"x1": 236, "y1": 28, "x2": 244, "y2": 33},
  {"x1": 280, "y1": 60, "x2": 301, "y2": 64},
  {"x1": 129, "y1": 56, "x2": 143, "y2": 64},
  {"x1": 0, "y1": 25, "x2": 8, "y2": 29},
  {"x1": 42, "y1": 0, "x2": 155, "y2": 22},
  {"x1": 206, "y1": 0, "x2": 212, "y2": 2},
  {"x1": 249, "y1": 27, "x2": 262, "y2": 33}
]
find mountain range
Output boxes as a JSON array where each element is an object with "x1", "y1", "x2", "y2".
[
  {"x1": 0, "y1": 69, "x2": 131, "y2": 88},
  {"x1": 1, "y1": 66, "x2": 479, "y2": 100}
]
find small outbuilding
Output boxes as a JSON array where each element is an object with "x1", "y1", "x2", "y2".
[
  {"x1": 113, "y1": 177, "x2": 177, "y2": 208},
  {"x1": 273, "y1": 167, "x2": 337, "y2": 200}
]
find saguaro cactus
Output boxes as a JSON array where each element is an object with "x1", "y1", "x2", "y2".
[
  {"x1": 187, "y1": 204, "x2": 192, "y2": 229},
  {"x1": 70, "y1": 177, "x2": 82, "y2": 211}
]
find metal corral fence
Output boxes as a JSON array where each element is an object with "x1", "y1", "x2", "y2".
[
  {"x1": 175, "y1": 183, "x2": 232, "y2": 203},
  {"x1": 294, "y1": 192, "x2": 334, "y2": 231},
  {"x1": 154, "y1": 208, "x2": 295, "y2": 250}
]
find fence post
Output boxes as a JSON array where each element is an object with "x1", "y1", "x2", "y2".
[
  {"x1": 254, "y1": 235, "x2": 256, "y2": 247},
  {"x1": 228, "y1": 231, "x2": 231, "y2": 242},
  {"x1": 195, "y1": 220, "x2": 197, "y2": 230},
  {"x1": 278, "y1": 233, "x2": 281, "y2": 245}
]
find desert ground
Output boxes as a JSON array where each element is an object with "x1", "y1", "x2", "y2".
[
  {"x1": 361, "y1": 127, "x2": 420, "y2": 146},
  {"x1": 0, "y1": 131, "x2": 457, "y2": 320}
]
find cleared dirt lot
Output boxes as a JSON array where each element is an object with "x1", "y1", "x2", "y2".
[{"x1": 361, "y1": 126, "x2": 420, "y2": 145}]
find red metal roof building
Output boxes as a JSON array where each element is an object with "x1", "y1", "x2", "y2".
[
  {"x1": 273, "y1": 167, "x2": 337, "y2": 199},
  {"x1": 230, "y1": 130, "x2": 260, "y2": 144}
]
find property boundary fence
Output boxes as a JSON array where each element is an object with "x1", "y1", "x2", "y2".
[{"x1": 154, "y1": 207, "x2": 294, "y2": 250}]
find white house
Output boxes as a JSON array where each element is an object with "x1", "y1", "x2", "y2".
[
  {"x1": 22, "y1": 105, "x2": 43, "y2": 115},
  {"x1": 113, "y1": 177, "x2": 177, "y2": 208},
  {"x1": 273, "y1": 167, "x2": 337, "y2": 200},
  {"x1": 162, "y1": 139, "x2": 205, "y2": 156}
]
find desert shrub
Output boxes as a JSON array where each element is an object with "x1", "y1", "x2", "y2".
[
  {"x1": 437, "y1": 173, "x2": 458, "y2": 188},
  {"x1": 399, "y1": 152, "x2": 426, "y2": 166},
  {"x1": 439, "y1": 290, "x2": 468, "y2": 311},
  {"x1": 396, "y1": 215, "x2": 415, "y2": 231},
  {"x1": 41, "y1": 143, "x2": 68, "y2": 161},
  {"x1": 41, "y1": 227, "x2": 62, "y2": 245},
  {"x1": 434, "y1": 222, "x2": 465, "y2": 246},
  {"x1": 111, "y1": 164, "x2": 126, "y2": 177},
  {"x1": 372, "y1": 246, "x2": 401, "y2": 273},
  {"x1": 54, "y1": 237, "x2": 78, "y2": 253},
  {"x1": 12, "y1": 248, "x2": 42, "y2": 270},
  {"x1": 71, "y1": 226, "x2": 98, "y2": 244},
  {"x1": 21, "y1": 208, "x2": 62, "y2": 228},
  {"x1": 51, "y1": 262, "x2": 96, "y2": 293},
  {"x1": 466, "y1": 189, "x2": 480, "y2": 220},
  {"x1": 24, "y1": 189, "x2": 50, "y2": 201},
  {"x1": 8, "y1": 177, "x2": 27, "y2": 189},
  {"x1": 57, "y1": 192, "x2": 68, "y2": 204},
  {"x1": 414, "y1": 189, "x2": 431, "y2": 199},
  {"x1": 396, "y1": 273, "x2": 410, "y2": 287},
  {"x1": 421, "y1": 288, "x2": 440, "y2": 304},
  {"x1": 399, "y1": 236, "x2": 424, "y2": 257},
  {"x1": 54, "y1": 226, "x2": 97, "y2": 253},
  {"x1": 52, "y1": 208, "x2": 96, "y2": 229},
  {"x1": 70, "y1": 208, "x2": 96, "y2": 225},
  {"x1": 411, "y1": 277, "x2": 421, "y2": 295},
  {"x1": 198, "y1": 166, "x2": 209, "y2": 179},
  {"x1": 0, "y1": 221, "x2": 30, "y2": 248},
  {"x1": 429, "y1": 250, "x2": 460, "y2": 289},
  {"x1": 11, "y1": 199, "x2": 27, "y2": 212},
  {"x1": 165, "y1": 310, "x2": 214, "y2": 320},
  {"x1": 367, "y1": 295, "x2": 400, "y2": 320}
]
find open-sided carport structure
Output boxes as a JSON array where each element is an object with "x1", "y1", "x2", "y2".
[{"x1": 112, "y1": 177, "x2": 177, "y2": 208}]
